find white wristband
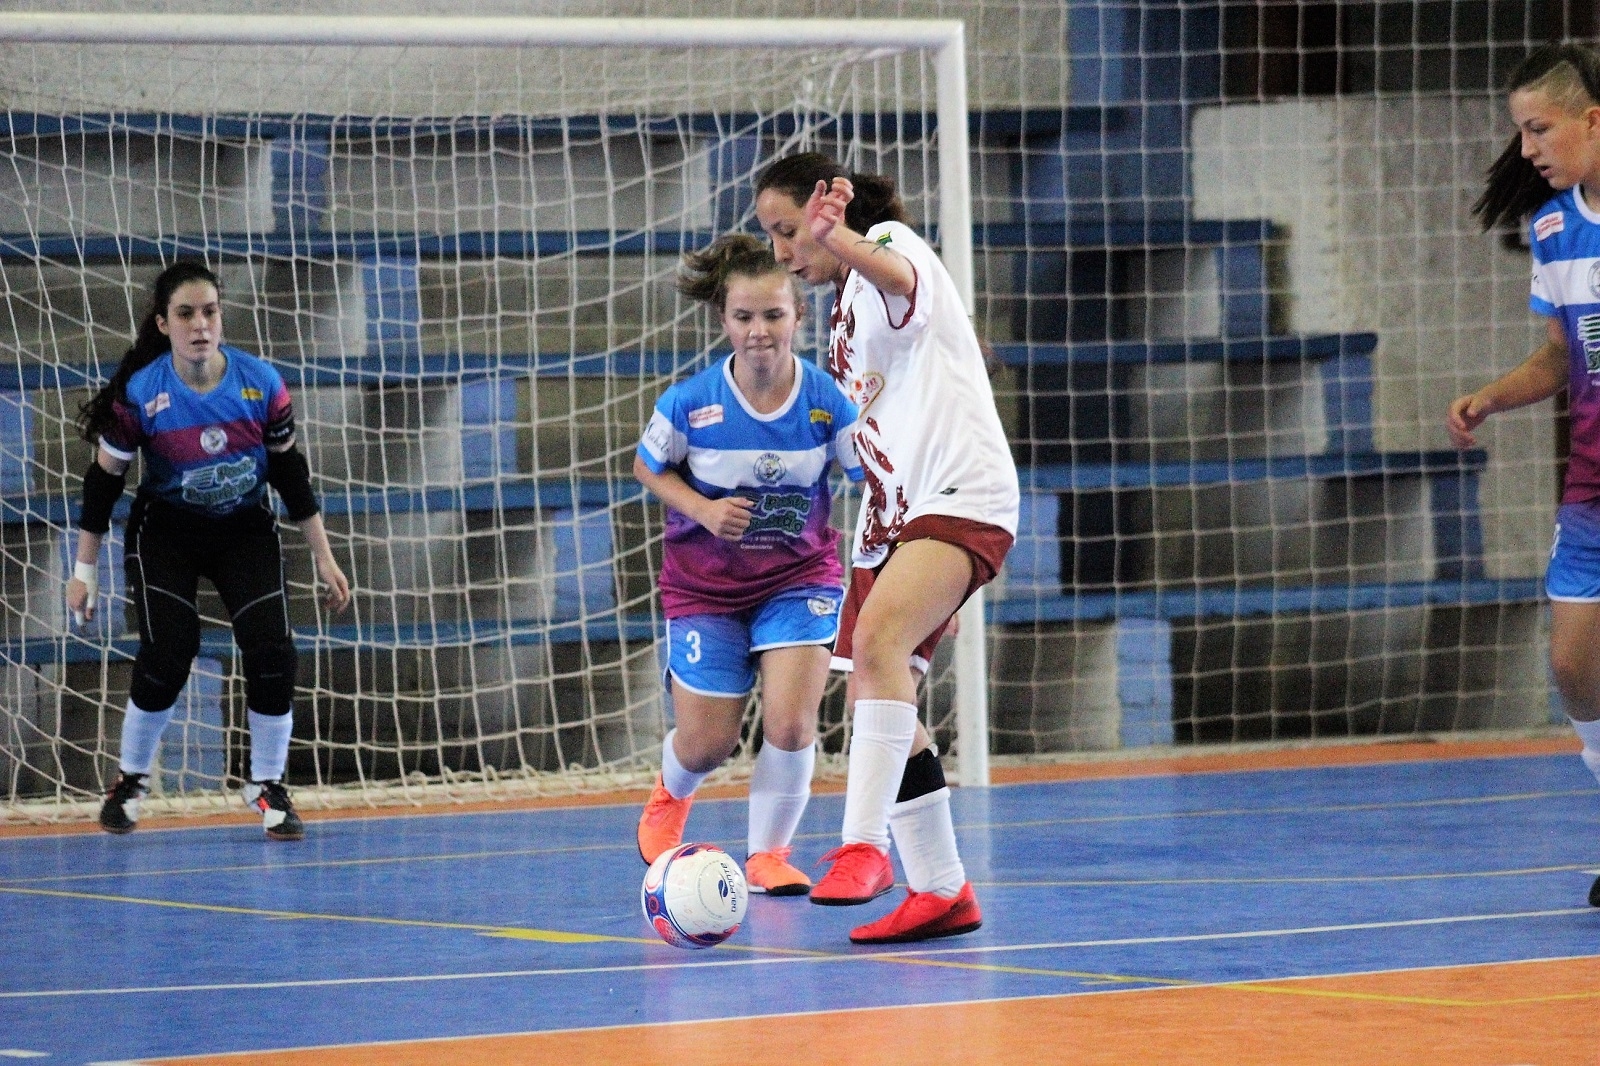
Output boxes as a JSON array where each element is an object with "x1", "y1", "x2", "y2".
[{"x1": 71, "y1": 561, "x2": 97, "y2": 628}]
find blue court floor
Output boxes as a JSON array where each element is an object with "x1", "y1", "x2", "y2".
[{"x1": 1, "y1": 746, "x2": 1597, "y2": 1063}]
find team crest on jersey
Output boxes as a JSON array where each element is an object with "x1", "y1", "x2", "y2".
[
  {"x1": 688, "y1": 403, "x2": 724, "y2": 429},
  {"x1": 200, "y1": 426, "x2": 229, "y2": 455},
  {"x1": 144, "y1": 392, "x2": 171, "y2": 417},
  {"x1": 754, "y1": 452, "x2": 787, "y2": 484},
  {"x1": 1535, "y1": 211, "x2": 1565, "y2": 240},
  {"x1": 846, "y1": 371, "x2": 884, "y2": 410},
  {"x1": 1580, "y1": 314, "x2": 1600, "y2": 374},
  {"x1": 1588, "y1": 261, "x2": 1600, "y2": 299}
]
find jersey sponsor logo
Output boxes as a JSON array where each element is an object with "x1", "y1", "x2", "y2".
[
  {"x1": 809, "y1": 408, "x2": 832, "y2": 424},
  {"x1": 807, "y1": 595, "x2": 837, "y2": 617},
  {"x1": 874, "y1": 231, "x2": 893, "y2": 246},
  {"x1": 199, "y1": 426, "x2": 228, "y2": 455},
  {"x1": 1579, "y1": 314, "x2": 1600, "y2": 374},
  {"x1": 144, "y1": 392, "x2": 171, "y2": 417},
  {"x1": 240, "y1": 386, "x2": 264, "y2": 401},
  {"x1": 746, "y1": 489, "x2": 811, "y2": 537},
  {"x1": 180, "y1": 455, "x2": 257, "y2": 510},
  {"x1": 688, "y1": 403, "x2": 724, "y2": 428},
  {"x1": 1536, "y1": 211, "x2": 1565, "y2": 240},
  {"x1": 753, "y1": 452, "x2": 787, "y2": 484}
]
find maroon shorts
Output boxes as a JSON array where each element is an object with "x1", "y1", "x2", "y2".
[{"x1": 831, "y1": 514, "x2": 1014, "y2": 674}]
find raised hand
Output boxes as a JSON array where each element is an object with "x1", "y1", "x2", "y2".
[{"x1": 805, "y1": 176, "x2": 854, "y2": 245}]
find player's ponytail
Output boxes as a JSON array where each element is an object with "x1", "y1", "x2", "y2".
[
  {"x1": 756, "y1": 152, "x2": 910, "y2": 232},
  {"x1": 78, "y1": 260, "x2": 221, "y2": 444},
  {"x1": 1475, "y1": 43, "x2": 1600, "y2": 231},
  {"x1": 678, "y1": 232, "x2": 802, "y2": 313}
]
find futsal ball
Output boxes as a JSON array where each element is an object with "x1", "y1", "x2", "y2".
[{"x1": 641, "y1": 842, "x2": 746, "y2": 949}]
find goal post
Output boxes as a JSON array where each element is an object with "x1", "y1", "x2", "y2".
[{"x1": 0, "y1": 13, "x2": 991, "y2": 820}]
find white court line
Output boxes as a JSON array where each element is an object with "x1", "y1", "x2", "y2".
[{"x1": 1, "y1": 904, "x2": 1589, "y2": 1000}]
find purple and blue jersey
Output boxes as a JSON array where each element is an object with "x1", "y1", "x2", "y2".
[
  {"x1": 100, "y1": 345, "x2": 295, "y2": 519},
  {"x1": 1530, "y1": 188, "x2": 1600, "y2": 504},
  {"x1": 637, "y1": 354, "x2": 862, "y2": 618}
]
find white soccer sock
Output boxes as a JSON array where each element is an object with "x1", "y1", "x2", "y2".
[
  {"x1": 660, "y1": 729, "x2": 709, "y2": 800},
  {"x1": 248, "y1": 708, "x2": 294, "y2": 783},
  {"x1": 889, "y1": 786, "x2": 966, "y2": 898},
  {"x1": 840, "y1": 699, "x2": 918, "y2": 852},
  {"x1": 747, "y1": 740, "x2": 814, "y2": 855},
  {"x1": 118, "y1": 699, "x2": 173, "y2": 776},
  {"x1": 1571, "y1": 717, "x2": 1600, "y2": 786}
]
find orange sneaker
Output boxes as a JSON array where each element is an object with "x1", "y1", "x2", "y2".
[
  {"x1": 745, "y1": 847, "x2": 812, "y2": 896},
  {"x1": 637, "y1": 775, "x2": 693, "y2": 865},
  {"x1": 849, "y1": 882, "x2": 982, "y2": 944},
  {"x1": 809, "y1": 842, "x2": 895, "y2": 906}
]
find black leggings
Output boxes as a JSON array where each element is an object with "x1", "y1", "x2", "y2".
[{"x1": 124, "y1": 495, "x2": 297, "y2": 716}]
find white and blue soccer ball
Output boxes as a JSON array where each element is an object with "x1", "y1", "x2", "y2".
[{"x1": 641, "y1": 842, "x2": 746, "y2": 949}]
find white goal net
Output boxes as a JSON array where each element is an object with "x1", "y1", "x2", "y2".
[{"x1": 0, "y1": 15, "x2": 977, "y2": 817}]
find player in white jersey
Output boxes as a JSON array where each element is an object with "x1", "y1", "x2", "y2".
[
  {"x1": 757, "y1": 152, "x2": 1019, "y2": 943},
  {"x1": 633, "y1": 233, "x2": 862, "y2": 896},
  {"x1": 1451, "y1": 43, "x2": 1600, "y2": 908}
]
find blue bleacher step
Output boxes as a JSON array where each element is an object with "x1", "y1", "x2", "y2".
[
  {"x1": 1005, "y1": 450, "x2": 1490, "y2": 596},
  {"x1": 987, "y1": 581, "x2": 1547, "y2": 753}
]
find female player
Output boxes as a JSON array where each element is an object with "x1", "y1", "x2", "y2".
[
  {"x1": 634, "y1": 233, "x2": 862, "y2": 896},
  {"x1": 1452, "y1": 43, "x2": 1600, "y2": 907},
  {"x1": 68, "y1": 261, "x2": 350, "y2": 839},
  {"x1": 755, "y1": 154, "x2": 1019, "y2": 943}
]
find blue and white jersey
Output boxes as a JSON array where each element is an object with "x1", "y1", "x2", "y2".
[
  {"x1": 637, "y1": 353, "x2": 862, "y2": 617},
  {"x1": 1531, "y1": 188, "x2": 1600, "y2": 504},
  {"x1": 102, "y1": 345, "x2": 295, "y2": 518}
]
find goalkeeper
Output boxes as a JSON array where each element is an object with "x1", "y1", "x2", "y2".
[
  {"x1": 67, "y1": 261, "x2": 350, "y2": 840},
  {"x1": 634, "y1": 234, "x2": 862, "y2": 897}
]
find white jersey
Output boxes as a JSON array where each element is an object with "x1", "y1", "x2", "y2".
[{"x1": 825, "y1": 220, "x2": 1020, "y2": 568}]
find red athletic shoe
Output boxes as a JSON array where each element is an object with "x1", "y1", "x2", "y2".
[
  {"x1": 849, "y1": 882, "x2": 982, "y2": 944},
  {"x1": 809, "y1": 842, "x2": 895, "y2": 906},
  {"x1": 637, "y1": 775, "x2": 693, "y2": 865}
]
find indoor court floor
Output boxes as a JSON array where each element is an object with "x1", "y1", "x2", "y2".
[{"x1": 1, "y1": 735, "x2": 1597, "y2": 1065}]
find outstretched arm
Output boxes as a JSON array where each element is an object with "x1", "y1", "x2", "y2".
[
  {"x1": 633, "y1": 453, "x2": 753, "y2": 541},
  {"x1": 1447, "y1": 317, "x2": 1569, "y2": 448},
  {"x1": 805, "y1": 177, "x2": 917, "y2": 298}
]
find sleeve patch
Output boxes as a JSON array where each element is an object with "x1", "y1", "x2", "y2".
[{"x1": 1535, "y1": 211, "x2": 1565, "y2": 240}]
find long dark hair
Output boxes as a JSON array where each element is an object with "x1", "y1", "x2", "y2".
[
  {"x1": 755, "y1": 152, "x2": 910, "y2": 231},
  {"x1": 78, "y1": 261, "x2": 220, "y2": 444},
  {"x1": 677, "y1": 232, "x2": 802, "y2": 312},
  {"x1": 1474, "y1": 43, "x2": 1600, "y2": 230}
]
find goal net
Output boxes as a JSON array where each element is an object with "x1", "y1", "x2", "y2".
[{"x1": 0, "y1": 15, "x2": 977, "y2": 818}]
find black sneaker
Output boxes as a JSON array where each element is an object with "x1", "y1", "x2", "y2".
[
  {"x1": 99, "y1": 772, "x2": 148, "y2": 834},
  {"x1": 243, "y1": 779, "x2": 305, "y2": 841},
  {"x1": 1590, "y1": 874, "x2": 1600, "y2": 908}
]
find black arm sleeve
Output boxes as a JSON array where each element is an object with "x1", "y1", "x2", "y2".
[
  {"x1": 265, "y1": 445, "x2": 320, "y2": 522},
  {"x1": 78, "y1": 461, "x2": 126, "y2": 536}
]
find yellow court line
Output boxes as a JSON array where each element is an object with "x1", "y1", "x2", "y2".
[
  {"x1": 5, "y1": 788, "x2": 1588, "y2": 888},
  {"x1": 979, "y1": 862, "x2": 1595, "y2": 889}
]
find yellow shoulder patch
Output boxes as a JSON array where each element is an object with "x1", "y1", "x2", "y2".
[
  {"x1": 240, "y1": 387, "x2": 264, "y2": 401},
  {"x1": 810, "y1": 408, "x2": 832, "y2": 424}
]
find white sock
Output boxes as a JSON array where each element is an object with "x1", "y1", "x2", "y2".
[
  {"x1": 1572, "y1": 717, "x2": 1600, "y2": 786},
  {"x1": 840, "y1": 699, "x2": 918, "y2": 852},
  {"x1": 889, "y1": 787, "x2": 966, "y2": 898},
  {"x1": 660, "y1": 729, "x2": 709, "y2": 800},
  {"x1": 747, "y1": 740, "x2": 814, "y2": 855},
  {"x1": 118, "y1": 700, "x2": 173, "y2": 775},
  {"x1": 248, "y1": 708, "x2": 293, "y2": 783}
]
